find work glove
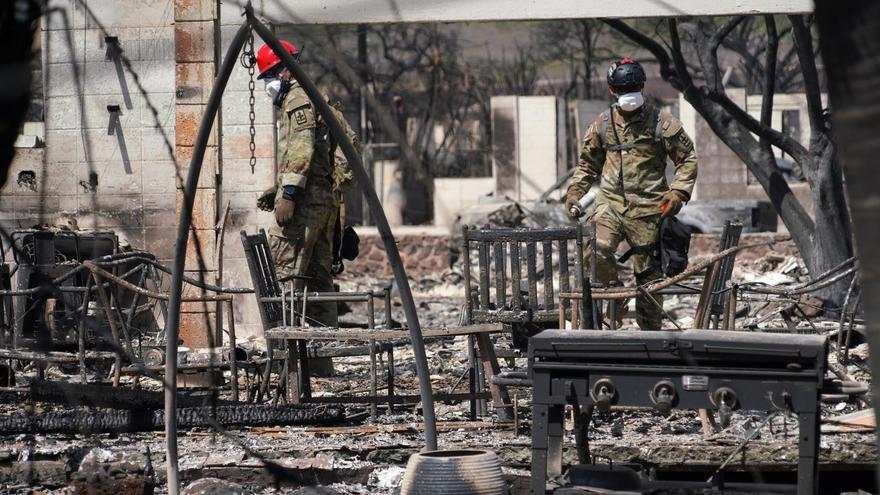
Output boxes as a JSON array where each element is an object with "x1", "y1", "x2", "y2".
[
  {"x1": 274, "y1": 186, "x2": 299, "y2": 226},
  {"x1": 564, "y1": 189, "x2": 585, "y2": 221},
  {"x1": 257, "y1": 186, "x2": 277, "y2": 212},
  {"x1": 659, "y1": 189, "x2": 688, "y2": 218}
]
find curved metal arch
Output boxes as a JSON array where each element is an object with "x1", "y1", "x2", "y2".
[{"x1": 164, "y1": 11, "x2": 440, "y2": 493}]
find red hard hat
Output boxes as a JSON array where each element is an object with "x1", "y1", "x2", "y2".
[{"x1": 256, "y1": 41, "x2": 298, "y2": 79}]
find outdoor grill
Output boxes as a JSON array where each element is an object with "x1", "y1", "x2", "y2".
[{"x1": 529, "y1": 329, "x2": 828, "y2": 494}]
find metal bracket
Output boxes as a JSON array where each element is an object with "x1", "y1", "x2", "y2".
[
  {"x1": 107, "y1": 105, "x2": 121, "y2": 135},
  {"x1": 104, "y1": 36, "x2": 121, "y2": 61}
]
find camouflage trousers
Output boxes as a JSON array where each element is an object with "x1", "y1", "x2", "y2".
[
  {"x1": 590, "y1": 205, "x2": 664, "y2": 330},
  {"x1": 268, "y1": 198, "x2": 338, "y2": 328}
]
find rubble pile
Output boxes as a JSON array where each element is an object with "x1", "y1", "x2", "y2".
[{"x1": 0, "y1": 223, "x2": 872, "y2": 494}]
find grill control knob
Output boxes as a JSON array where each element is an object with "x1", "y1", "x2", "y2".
[
  {"x1": 712, "y1": 387, "x2": 738, "y2": 428},
  {"x1": 651, "y1": 381, "x2": 676, "y2": 416},
  {"x1": 590, "y1": 379, "x2": 617, "y2": 411}
]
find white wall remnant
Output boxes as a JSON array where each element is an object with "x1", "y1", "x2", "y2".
[
  {"x1": 238, "y1": 0, "x2": 812, "y2": 25},
  {"x1": 491, "y1": 96, "x2": 566, "y2": 203}
]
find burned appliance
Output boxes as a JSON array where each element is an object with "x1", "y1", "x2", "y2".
[
  {"x1": 10, "y1": 229, "x2": 118, "y2": 348},
  {"x1": 529, "y1": 329, "x2": 827, "y2": 495}
]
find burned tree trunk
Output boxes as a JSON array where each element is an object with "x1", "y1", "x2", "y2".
[
  {"x1": 815, "y1": 2, "x2": 880, "y2": 487},
  {"x1": 0, "y1": 404, "x2": 344, "y2": 434}
]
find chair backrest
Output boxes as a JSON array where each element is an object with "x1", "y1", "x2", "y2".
[
  {"x1": 461, "y1": 225, "x2": 588, "y2": 325},
  {"x1": 240, "y1": 229, "x2": 285, "y2": 330}
]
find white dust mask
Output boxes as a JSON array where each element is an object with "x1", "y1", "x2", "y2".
[
  {"x1": 264, "y1": 77, "x2": 282, "y2": 99},
  {"x1": 617, "y1": 91, "x2": 644, "y2": 112}
]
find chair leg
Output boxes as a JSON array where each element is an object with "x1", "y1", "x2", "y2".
[
  {"x1": 476, "y1": 332, "x2": 513, "y2": 421},
  {"x1": 298, "y1": 340, "x2": 312, "y2": 399},
  {"x1": 387, "y1": 348, "x2": 395, "y2": 414},
  {"x1": 467, "y1": 335, "x2": 479, "y2": 419},
  {"x1": 369, "y1": 340, "x2": 378, "y2": 420},
  {"x1": 286, "y1": 339, "x2": 301, "y2": 404}
]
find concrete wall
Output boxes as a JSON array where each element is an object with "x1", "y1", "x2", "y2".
[
  {"x1": 1, "y1": 0, "x2": 179, "y2": 277},
  {"x1": 1, "y1": 0, "x2": 277, "y2": 344},
  {"x1": 2, "y1": 0, "x2": 375, "y2": 343},
  {"x1": 0, "y1": 1, "x2": 177, "y2": 254},
  {"x1": 432, "y1": 177, "x2": 494, "y2": 230},
  {"x1": 491, "y1": 95, "x2": 566, "y2": 202}
]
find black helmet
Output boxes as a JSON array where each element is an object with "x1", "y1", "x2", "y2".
[{"x1": 607, "y1": 58, "x2": 646, "y2": 91}]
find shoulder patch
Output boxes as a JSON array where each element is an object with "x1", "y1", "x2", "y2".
[
  {"x1": 661, "y1": 113, "x2": 683, "y2": 138},
  {"x1": 283, "y1": 87, "x2": 311, "y2": 112},
  {"x1": 288, "y1": 103, "x2": 315, "y2": 132}
]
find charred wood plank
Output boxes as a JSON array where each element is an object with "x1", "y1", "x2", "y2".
[
  {"x1": 265, "y1": 323, "x2": 503, "y2": 341},
  {"x1": 465, "y1": 228, "x2": 579, "y2": 242},
  {"x1": 0, "y1": 349, "x2": 117, "y2": 363},
  {"x1": 542, "y1": 241, "x2": 554, "y2": 309},
  {"x1": 29, "y1": 380, "x2": 234, "y2": 410},
  {"x1": 494, "y1": 242, "x2": 506, "y2": 309},
  {"x1": 478, "y1": 242, "x2": 491, "y2": 309},
  {"x1": 0, "y1": 404, "x2": 344, "y2": 434},
  {"x1": 510, "y1": 242, "x2": 522, "y2": 309},
  {"x1": 527, "y1": 242, "x2": 538, "y2": 309}
]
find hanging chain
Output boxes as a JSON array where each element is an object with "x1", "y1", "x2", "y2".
[{"x1": 240, "y1": 27, "x2": 258, "y2": 174}]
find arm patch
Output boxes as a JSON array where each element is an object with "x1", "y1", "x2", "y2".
[
  {"x1": 661, "y1": 113, "x2": 683, "y2": 138},
  {"x1": 288, "y1": 104, "x2": 315, "y2": 132}
]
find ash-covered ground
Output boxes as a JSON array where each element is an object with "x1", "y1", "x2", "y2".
[{"x1": 0, "y1": 247, "x2": 874, "y2": 494}]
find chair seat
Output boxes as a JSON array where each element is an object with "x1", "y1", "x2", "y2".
[{"x1": 264, "y1": 323, "x2": 504, "y2": 342}]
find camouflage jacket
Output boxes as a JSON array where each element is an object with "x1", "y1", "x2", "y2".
[
  {"x1": 276, "y1": 82, "x2": 334, "y2": 202},
  {"x1": 328, "y1": 102, "x2": 361, "y2": 194},
  {"x1": 568, "y1": 102, "x2": 698, "y2": 219}
]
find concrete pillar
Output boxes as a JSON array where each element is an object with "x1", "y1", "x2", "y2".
[
  {"x1": 174, "y1": 0, "x2": 218, "y2": 348},
  {"x1": 373, "y1": 159, "x2": 404, "y2": 226}
]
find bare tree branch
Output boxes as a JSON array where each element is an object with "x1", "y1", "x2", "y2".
[
  {"x1": 789, "y1": 15, "x2": 825, "y2": 136},
  {"x1": 760, "y1": 15, "x2": 778, "y2": 153},
  {"x1": 603, "y1": 18, "x2": 682, "y2": 89},
  {"x1": 709, "y1": 15, "x2": 747, "y2": 57},
  {"x1": 697, "y1": 17, "x2": 745, "y2": 92},
  {"x1": 667, "y1": 19, "x2": 695, "y2": 92},
  {"x1": 706, "y1": 90, "x2": 809, "y2": 163}
]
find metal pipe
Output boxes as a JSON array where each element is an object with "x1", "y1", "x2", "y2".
[
  {"x1": 84, "y1": 262, "x2": 232, "y2": 302},
  {"x1": 246, "y1": 10, "x2": 437, "y2": 451},
  {"x1": 162, "y1": 21, "x2": 251, "y2": 495}
]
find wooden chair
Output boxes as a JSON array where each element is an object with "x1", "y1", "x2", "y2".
[
  {"x1": 241, "y1": 229, "x2": 505, "y2": 417},
  {"x1": 462, "y1": 225, "x2": 592, "y2": 327},
  {"x1": 461, "y1": 225, "x2": 594, "y2": 415}
]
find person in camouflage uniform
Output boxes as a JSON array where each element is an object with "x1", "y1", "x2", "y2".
[
  {"x1": 254, "y1": 41, "x2": 359, "y2": 327},
  {"x1": 565, "y1": 58, "x2": 698, "y2": 330}
]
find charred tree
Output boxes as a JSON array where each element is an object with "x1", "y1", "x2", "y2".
[
  {"x1": 814, "y1": 1, "x2": 880, "y2": 486},
  {"x1": 606, "y1": 16, "x2": 854, "y2": 304}
]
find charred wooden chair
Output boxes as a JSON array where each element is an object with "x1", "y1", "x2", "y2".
[
  {"x1": 693, "y1": 220, "x2": 744, "y2": 329},
  {"x1": 241, "y1": 228, "x2": 379, "y2": 405},
  {"x1": 462, "y1": 225, "x2": 592, "y2": 328},
  {"x1": 241, "y1": 229, "x2": 502, "y2": 416},
  {"x1": 461, "y1": 224, "x2": 594, "y2": 415}
]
